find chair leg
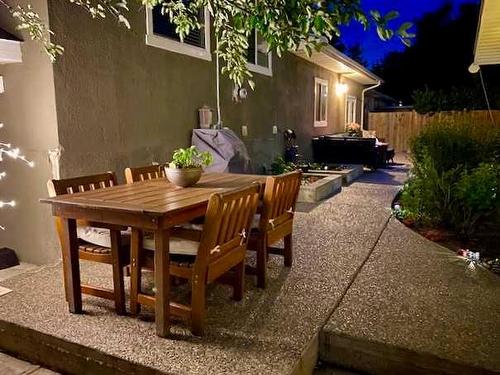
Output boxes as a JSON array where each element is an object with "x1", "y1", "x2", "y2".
[
  {"x1": 124, "y1": 265, "x2": 131, "y2": 277},
  {"x1": 130, "y1": 229, "x2": 142, "y2": 316},
  {"x1": 284, "y1": 234, "x2": 292, "y2": 267},
  {"x1": 232, "y1": 261, "x2": 245, "y2": 301},
  {"x1": 110, "y1": 230, "x2": 126, "y2": 315},
  {"x1": 191, "y1": 272, "x2": 206, "y2": 336},
  {"x1": 256, "y1": 239, "x2": 267, "y2": 289}
]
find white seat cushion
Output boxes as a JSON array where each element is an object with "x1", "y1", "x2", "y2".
[
  {"x1": 78, "y1": 226, "x2": 199, "y2": 256},
  {"x1": 77, "y1": 226, "x2": 131, "y2": 248},
  {"x1": 177, "y1": 223, "x2": 204, "y2": 231},
  {"x1": 143, "y1": 236, "x2": 199, "y2": 256},
  {"x1": 252, "y1": 214, "x2": 261, "y2": 229}
]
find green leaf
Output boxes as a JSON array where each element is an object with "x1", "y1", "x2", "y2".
[{"x1": 384, "y1": 11, "x2": 399, "y2": 21}]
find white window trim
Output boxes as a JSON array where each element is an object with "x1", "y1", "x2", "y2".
[
  {"x1": 314, "y1": 77, "x2": 329, "y2": 128},
  {"x1": 346, "y1": 95, "x2": 357, "y2": 124},
  {"x1": 247, "y1": 30, "x2": 272, "y2": 76},
  {"x1": 145, "y1": 7, "x2": 212, "y2": 61}
]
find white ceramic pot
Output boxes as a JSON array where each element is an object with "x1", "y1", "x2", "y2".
[{"x1": 165, "y1": 167, "x2": 202, "y2": 187}]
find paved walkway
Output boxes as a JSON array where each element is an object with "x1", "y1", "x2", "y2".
[
  {"x1": 0, "y1": 164, "x2": 406, "y2": 374},
  {"x1": 1, "y1": 160, "x2": 497, "y2": 374},
  {"x1": 320, "y1": 166, "x2": 500, "y2": 374}
]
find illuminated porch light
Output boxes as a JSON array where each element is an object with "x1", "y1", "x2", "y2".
[{"x1": 336, "y1": 82, "x2": 348, "y2": 96}]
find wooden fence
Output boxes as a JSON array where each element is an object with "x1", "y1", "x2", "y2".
[{"x1": 368, "y1": 110, "x2": 500, "y2": 152}]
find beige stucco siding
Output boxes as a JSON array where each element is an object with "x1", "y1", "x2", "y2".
[
  {"x1": 47, "y1": 1, "x2": 365, "y2": 177},
  {"x1": 0, "y1": 0, "x2": 60, "y2": 264}
]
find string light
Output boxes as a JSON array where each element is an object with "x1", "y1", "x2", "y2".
[{"x1": 1, "y1": 122, "x2": 34, "y2": 230}]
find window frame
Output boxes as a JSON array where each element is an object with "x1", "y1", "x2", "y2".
[
  {"x1": 145, "y1": 6, "x2": 212, "y2": 61},
  {"x1": 314, "y1": 77, "x2": 329, "y2": 128},
  {"x1": 246, "y1": 30, "x2": 273, "y2": 76},
  {"x1": 346, "y1": 95, "x2": 357, "y2": 124}
]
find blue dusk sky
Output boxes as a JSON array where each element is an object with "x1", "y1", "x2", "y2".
[{"x1": 339, "y1": 0, "x2": 480, "y2": 66}]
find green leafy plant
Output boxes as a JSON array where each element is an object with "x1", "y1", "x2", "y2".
[
  {"x1": 400, "y1": 121, "x2": 500, "y2": 237},
  {"x1": 270, "y1": 156, "x2": 297, "y2": 175},
  {"x1": 454, "y1": 163, "x2": 500, "y2": 236},
  {"x1": 401, "y1": 150, "x2": 460, "y2": 226},
  {"x1": 168, "y1": 146, "x2": 213, "y2": 169},
  {"x1": 410, "y1": 121, "x2": 499, "y2": 174}
]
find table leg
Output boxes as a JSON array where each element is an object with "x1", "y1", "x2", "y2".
[
  {"x1": 61, "y1": 218, "x2": 82, "y2": 314},
  {"x1": 129, "y1": 228, "x2": 142, "y2": 316},
  {"x1": 154, "y1": 228, "x2": 170, "y2": 337},
  {"x1": 110, "y1": 229, "x2": 126, "y2": 315}
]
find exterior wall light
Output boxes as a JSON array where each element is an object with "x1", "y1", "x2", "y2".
[{"x1": 336, "y1": 82, "x2": 348, "y2": 96}]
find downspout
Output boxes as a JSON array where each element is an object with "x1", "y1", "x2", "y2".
[
  {"x1": 215, "y1": 33, "x2": 222, "y2": 127},
  {"x1": 361, "y1": 81, "x2": 382, "y2": 130}
]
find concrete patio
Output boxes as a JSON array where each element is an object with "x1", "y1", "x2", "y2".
[{"x1": 0, "y1": 160, "x2": 498, "y2": 374}]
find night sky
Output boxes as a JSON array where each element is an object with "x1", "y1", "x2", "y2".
[{"x1": 340, "y1": 0, "x2": 480, "y2": 67}]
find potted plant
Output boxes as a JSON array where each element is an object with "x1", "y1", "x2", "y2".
[
  {"x1": 165, "y1": 146, "x2": 213, "y2": 187},
  {"x1": 345, "y1": 122, "x2": 362, "y2": 137}
]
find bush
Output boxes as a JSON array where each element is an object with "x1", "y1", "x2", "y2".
[
  {"x1": 410, "y1": 121, "x2": 499, "y2": 173},
  {"x1": 454, "y1": 163, "x2": 500, "y2": 236},
  {"x1": 401, "y1": 120, "x2": 500, "y2": 237}
]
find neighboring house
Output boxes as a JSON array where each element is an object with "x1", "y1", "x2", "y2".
[
  {"x1": 0, "y1": 2, "x2": 380, "y2": 265},
  {"x1": 365, "y1": 91, "x2": 398, "y2": 112},
  {"x1": 473, "y1": 0, "x2": 500, "y2": 67}
]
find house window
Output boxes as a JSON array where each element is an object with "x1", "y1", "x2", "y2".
[
  {"x1": 314, "y1": 78, "x2": 328, "y2": 127},
  {"x1": 346, "y1": 95, "x2": 357, "y2": 124},
  {"x1": 146, "y1": 4, "x2": 211, "y2": 61},
  {"x1": 247, "y1": 31, "x2": 272, "y2": 76}
]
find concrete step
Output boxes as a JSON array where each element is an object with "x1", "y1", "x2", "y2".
[{"x1": 0, "y1": 352, "x2": 59, "y2": 375}]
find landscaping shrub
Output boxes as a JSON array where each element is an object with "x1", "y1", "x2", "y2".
[
  {"x1": 454, "y1": 163, "x2": 500, "y2": 236},
  {"x1": 410, "y1": 121, "x2": 499, "y2": 173},
  {"x1": 401, "y1": 120, "x2": 500, "y2": 237}
]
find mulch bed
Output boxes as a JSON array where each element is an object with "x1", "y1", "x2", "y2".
[{"x1": 399, "y1": 218, "x2": 500, "y2": 275}]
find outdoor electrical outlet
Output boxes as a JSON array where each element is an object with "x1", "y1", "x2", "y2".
[
  {"x1": 241, "y1": 125, "x2": 248, "y2": 137},
  {"x1": 272, "y1": 125, "x2": 278, "y2": 135}
]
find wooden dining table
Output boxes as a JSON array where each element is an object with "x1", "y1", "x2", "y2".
[{"x1": 41, "y1": 172, "x2": 267, "y2": 337}]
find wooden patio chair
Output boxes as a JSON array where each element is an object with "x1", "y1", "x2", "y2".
[
  {"x1": 129, "y1": 183, "x2": 260, "y2": 335},
  {"x1": 47, "y1": 172, "x2": 130, "y2": 315},
  {"x1": 124, "y1": 164, "x2": 164, "y2": 184},
  {"x1": 248, "y1": 171, "x2": 302, "y2": 288}
]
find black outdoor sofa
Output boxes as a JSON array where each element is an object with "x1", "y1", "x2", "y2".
[{"x1": 312, "y1": 134, "x2": 386, "y2": 169}]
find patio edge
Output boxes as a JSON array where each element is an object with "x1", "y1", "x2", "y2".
[
  {"x1": 0, "y1": 319, "x2": 169, "y2": 375},
  {"x1": 319, "y1": 332, "x2": 499, "y2": 375}
]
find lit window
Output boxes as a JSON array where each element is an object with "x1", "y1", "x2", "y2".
[
  {"x1": 346, "y1": 95, "x2": 357, "y2": 124},
  {"x1": 247, "y1": 30, "x2": 272, "y2": 76},
  {"x1": 314, "y1": 78, "x2": 328, "y2": 127},
  {"x1": 146, "y1": 3, "x2": 211, "y2": 61}
]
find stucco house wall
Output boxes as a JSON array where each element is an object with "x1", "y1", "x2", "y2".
[
  {"x1": 0, "y1": 1, "x2": 369, "y2": 265},
  {"x1": 47, "y1": 1, "x2": 366, "y2": 177},
  {"x1": 0, "y1": 0, "x2": 60, "y2": 265}
]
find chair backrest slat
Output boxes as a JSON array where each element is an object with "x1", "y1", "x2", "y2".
[
  {"x1": 124, "y1": 164, "x2": 165, "y2": 184},
  {"x1": 198, "y1": 184, "x2": 260, "y2": 263},
  {"x1": 48, "y1": 172, "x2": 117, "y2": 197},
  {"x1": 47, "y1": 171, "x2": 118, "y2": 247},
  {"x1": 261, "y1": 171, "x2": 301, "y2": 231}
]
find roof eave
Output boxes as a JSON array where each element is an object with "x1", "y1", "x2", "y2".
[
  {"x1": 292, "y1": 44, "x2": 382, "y2": 85},
  {"x1": 322, "y1": 45, "x2": 383, "y2": 84}
]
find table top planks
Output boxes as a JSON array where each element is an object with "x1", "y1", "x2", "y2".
[{"x1": 41, "y1": 173, "x2": 267, "y2": 216}]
